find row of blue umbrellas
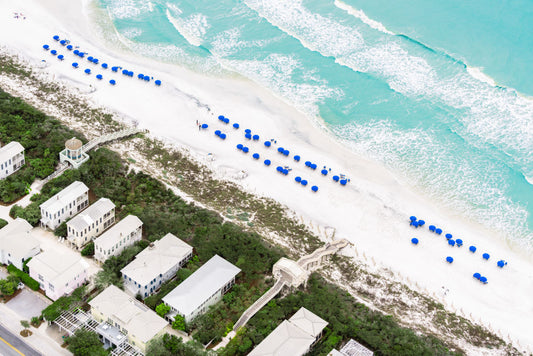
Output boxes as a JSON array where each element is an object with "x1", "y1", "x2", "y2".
[
  {"x1": 473, "y1": 273, "x2": 488, "y2": 284},
  {"x1": 214, "y1": 130, "x2": 227, "y2": 140}
]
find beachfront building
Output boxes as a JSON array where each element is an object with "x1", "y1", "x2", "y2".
[
  {"x1": 39, "y1": 181, "x2": 89, "y2": 230},
  {"x1": 66, "y1": 197, "x2": 116, "y2": 250},
  {"x1": 59, "y1": 137, "x2": 89, "y2": 169},
  {"x1": 0, "y1": 218, "x2": 40, "y2": 270},
  {"x1": 27, "y1": 250, "x2": 88, "y2": 300},
  {"x1": 0, "y1": 141, "x2": 25, "y2": 180},
  {"x1": 121, "y1": 233, "x2": 193, "y2": 298},
  {"x1": 162, "y1": 254, "x2": 240, "y2": 323},
  {"x1": 328, "y1": 339, "x2": 374, "y2": 356},
  {"x1": 89, "y1": 285, "x2": 168, "y2": 353},
  {"x1": 248, "y1": 307, "x2": 328, "y2": 356},
  {"x1": 94, "y1": 215, "x2": 143, "y2": 263}
]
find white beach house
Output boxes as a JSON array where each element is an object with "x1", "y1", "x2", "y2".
[
  {"x1": 0, "y1": 141, "x2": 25, "y2": 179},
  {"x1": 39, "y1": 181, "x2": 89, "y2": 230},
  {"x1": 94, "y1": 215, "x2": 143, "y2": 263},
  {"x1": 66, "y1": 197, "x2": 116, "y2": 250},
  {"x1": 0, "y1": 218, "x2": 40, "y2": 270},
  {"x1": 162, "y1": 254, "x2": 241, "y2": 323},
  {"x1": 89, "y1": 285, "x2": 168, "y2": 353},
  {"x1": 249, "y1": 307, "x2": 328, "y2": 356},
  {"x1": 27, "y1": 250, "x2": 88, "y2": 301},
  {"x1": 121, "y1": 233, "x2": 193, "y2": 298}
]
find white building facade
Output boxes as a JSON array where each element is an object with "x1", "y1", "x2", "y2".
[
  {"x1": 121, "y1": 233, "x2": 193, "y2": 298},
  {"x1": 39, "y1": 181, "x2": 89, "y2": 230},
  {"x1": 67, "y1": 197, "x2": 116, "y2": 250},
  {"x1": 0, "y1": 218, "x2": 40, "y2": 270},
  {"x1": 94, "y1": 215, "x2": 143, "y2": 263},
  {"x1": 0, "y1": 141, "x2": 25, "y2": 179},
  {"x1": 162, "y1": 254, "x2": 241, "y2": 323}
]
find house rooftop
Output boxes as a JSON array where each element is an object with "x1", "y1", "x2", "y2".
[
  {"x1": 120, "y1": 233, "x2": 193, "y2": 286},
  {"x1": 162, "y1": 254, "x2": 241, "y2": 316},
  {"x1": 68, "y1": 197, "x2": 115, "y2": 231},
  {"x1": 27, "y1": 249, "x2": 88, "y2": 287},
  {"x1": 89, "y1": 285, "x2": 167, "y2": 343},
  {"x1": 39, "y1": 181, "x2": 89, "y2": 214},
  {"x1": 0, "y1": 218, "x2": 39, "y2": 259},
  {"x1": 0, "y1": 141, "x2": 24, "y2": 161},
  {"x1": 94, "y1": 215, "x2": 142, "y2": 250}
]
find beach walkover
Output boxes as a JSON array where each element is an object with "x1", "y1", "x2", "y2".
[{"x1": 215, "y1": 238, "x2": 350, "y2": 350}]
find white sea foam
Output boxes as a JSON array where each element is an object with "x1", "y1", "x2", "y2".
[
  {"x1": 106, "y1": 0, "x2": 148, "y2": 20},
  {"x1": 165, "y1": 7, "x2": 209, "y2": 47},
  {"x1": 334, "y1": 0, "x2": 395, "y2": 35},
  {"x1": 466, "y1": 66, "x2": 497, "y2": 86},
  {"x1": 121, "y1": 27, "x2": 143, "y2": 40}
]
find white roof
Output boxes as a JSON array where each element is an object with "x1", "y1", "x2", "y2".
[
  {"x1": 27, "y1": 249, "x2": 88, "y2": 287},
  {"x1": 94, "y1": 215, "x2": 142, "y2": 250},
  {"x1": 89, "y1": 285, "x2": 167, "y2": 343},
  {"x1": 0, "y1": 141, "x2": 24, "y2": 161},
  {"x1": 288, "y1": 307, "x2": 328, "y2": 338},
  {"x1": 121, "y1": 233, "x2": 193, "y2": 286},
  {"x1": 249, "y1": 307, "x2": 328, "y2": 356},
  {"x1": 67, "y1": 198, "x2": 115, "y2": 231},
  {"x1": 40, "y1": 181, "x2": 89, "y2": 214},
  {"x1": 163, "y1": 254, "x2": 241, "y2": 316},
  {"x1": 340, "y1": 339, "x2": 374, "y2": 356},
  {"x1": 248, "y1": 320, "x2": 316, "y2": 356},
  {"x1": 0, "y1": 218, "x2": 39, "y2": 259}
]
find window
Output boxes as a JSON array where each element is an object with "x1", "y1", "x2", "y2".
[
  {"x1": 48, "y1": 283, "x2": 54, "y2": 291},
  {"x1": 38, "y1": 274, "x2": 44, "y2": 281}
]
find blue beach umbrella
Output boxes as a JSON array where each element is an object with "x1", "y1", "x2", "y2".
[
  {"x1": 244, "y1": 129, "x2": 251, "y2": 134},
  {"x1": 215, "y1": 130, "x2": 221, "y2": 136},
  {"x1": 73, "y1": 49, "x2": 79, "y2": 55},
  {"x1": 43, "y1": 44, "x2": 50, "y2": 50},
  {"x1": 233, "y1": 123, "x2": 239, "y2": 129},
  {"x1": 143, "y1": 76, "x2": 150, "y2": 82},
  {"x1": 201, "y1": 124, "x2": 208, "y2": 129},
  {"x1": 321, "y1": 169, "x2": 328, "y2": 175},
  {"x1": 445, "y1": 233, "x2": 452, "y2": 240},
  {"x1": 473, "y1": 273, "x2": 481, "y2": 280},
  {"x1": 301, "y1": 180, "x2": 308, "y2": 186},
  {"x1": 138, "y1": 73, "x2": 144, "y2": 79},
  {"x1": 469, "y1": 246, "x2": 477, "y2": 253},
  {"x1": 242, "y1": 147, "x2": 249, "y2": 153},
  {"x1": 111, "y1": 66, "x2": 118, "y2": 72},
  {"x1": 418, "y1": 220, "x2": 425, "y2": 226},
  {"x1": 236, "y1": 144, "x2": 243, "y2": 150},
  {"x1": 448, "y1": 239, "x2": 455, "y2": 246},
  {"x1": 429, "y1": 225, "x2": 436, "y2": 232},
  {"x1": 479, "y1": 276, "x2": 488, "y2": 284},
  {"x1": 311, "y1": 185, "x2": 318, "y2": 192},
  {"x1": 456, "y1": 239, "x2": 463, "y2": 247},
  {"x1": 305, "y1": 161, "x2": 311, "y2": 167},
  {"x1": 295, "y1": 176, "x2": 302, "y2": 183},
  {"x1": 218, "y1": 115, "x2": 225, "y2": 121},
  {"x1": 78, "y1": 52, "x2": 85, "y2": 58},
  {"x1": 435, "y1": 228, "x2": 442, "y2": 235},
  {"x1": 278, "y1": 147, "x2": 284, "y2": 153},
  {"x1": 340, "y1": 179, "x2": 347, "y2": 186},
  {"x1": 57, "y1": 55, "x2": 64, "y2": 60},
  {"x1": 72, "y1": 62, "x2": 78, "y2": 68},
  {"x1": 282, "y1": 169, "x2": 289, "y2": 175},
  {"x1": 66, "y1": 45, "x2": 73, "y2": 50},
  {"x1": 109, "y1": 79, "x2": 116, "y2": 85},
  {"x1": 446, "y1": 256, "x2": 453, "y2": 263},
  {"x1": 332, "y1": 175, "x2": 340, "y2": 182},
  {"x1": 253, "y1": 134, "x2": 260, "y2": 141},
  {"x1": 84, "y1": 68, "x2": 91, "y2": 74},
  {"x1": 283, "y1": 150, "x2": 289, "y2": 156},
  {"x1": 128, "y1": 71, "x2": 134, "y2": 77},
  {"x1": 245, "y1": 133, "x2": 252, "y2": 140},
  {"x1": 276, "y1": 166, "x2": 283, "y2": 172},
  {"x1": 93, "y1": 58, "x2": 99, "y2": 64},
  {"x1": 411, "y1": 238, "x2": 419, "y2": 245},
  {"x1": 155, "y1": 80, "x2": 162, "y2": 86},
  {"x1": 264, "y1": 159, "x2": 271, "y2": 166},
  {"x1": 482, "y1": 253, "x2": 490, "y2": 260},
  {"x1": 293, "y1": 155, "x2": 300, "y2": 162},
  {"x1": 96, "y1": 74, "x2": 103, "y2": 80},
  {"x1": 87, "y1": 56, "x2": 93, "y2": 62},
  {"x1": 411, "y1": 220, "x2": 419, "y2": 228},
  {"x1": 219, "y1": 133, "x2": 226, "y2": 139},
  {"x1": 50, "y1": 50, "x2": 57, "y2": 55},
  {"x1": 223, "y1": 118, "x2": 229, "y2": 123},
  {"x1": 101, "y1": 63, "x2": 108, "y2": 69},
  {"x1": 409, "y1": 216, "x2": 417, "y2": 221},
  {"x1": 310, "y1": 164, "x2": 317, "y2": 170},
  {"x1": 497, "y1": 260, "x2": 505, "y2": 268},
  {"x1": 60, "y1": 39, "x2": 66, "y2": 45},
  {"x1": 252, "y1": 153, "x2": 260, "y2": 160},
  {"x1": 53, "y1": 35, "x2": 60, "y2": 41},
  {"x1": 264, "y1": 141, "x2": 271, "y2": 147}
]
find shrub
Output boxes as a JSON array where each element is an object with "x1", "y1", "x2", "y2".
[
  {"x1": 81, "y1": 242, "x2": 94, "y2": 257},
  {"x1": 7, "y1": 264, "x2": 39, "y2": 290},
  {"x1": 156, "y1": 303, "x2": 170, "y2": 318},
  {"x1": 0, "y1": 218, "x2": 7, "y2": 229}
]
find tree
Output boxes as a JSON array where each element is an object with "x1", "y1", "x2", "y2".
[
  {"x1": 172, "y1": 314, "x2": 186, "y2": 331},
  {"x1": 0, "y1": 218, "x2": 7, "y2": 229},
  {"x1": 54, "y1": 221, "x2": 68, "y2": 237},
  {"x1": 156, "y1": 303, "x2": 170, "y2": 318},
  {"x1": 66, "y1": 329, "x2": 107, "y2": 356},
  {"x1": 0, "y1": 278, "x2": 17, "y2": 296},
  {"x1": 81, "y1": 242, "x2": 95, "y2": 256},
  {"x1": 20, "y1": 320, "x2": 30, "y2": 331}
]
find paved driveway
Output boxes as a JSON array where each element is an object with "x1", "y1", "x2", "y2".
[{"x1": 6, "y1": 289, "x2": 51, "y2": 320}]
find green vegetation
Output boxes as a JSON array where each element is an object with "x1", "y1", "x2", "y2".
[
  {"x1": 66, "y1": 329, "x2": 108, "y2": 356},
  {"x1": 0, "y1": 89, "x2": 86, "y2": 203},
  {"x1": 54, "y1": 221, "x2": 68, "y2": 237},
  {"x1": 146, "y1": 334, "x2": 210, "y2": 356},
  {"x1": 156, "y1": 303, "x2": 170, "y2": 318},
  {"x1": 172, "y1": 315, "x2": 186, "y2": 331},
  {"x1": 41, "y1": 286, "x2": 86, "y2": 321},
  {"x1": 0, "y1": 218, "x2": 7, "y2": 229},
  {"x1": 7, "y1": 264, "x2": 39, "y2": 290},
  {"x1": 223, "y1": 274, "x2": 458, "y2": 356},
  {"x1": 94, "y1": 244, "x2": 143, "y2": 290},
  {"x1": 81, "y1": 241, "x2": 95, "y2": 257},
  {"x1": 22, "y1": 257, "x2": 31, "y2": 273},
  {"x1": 0, "y1": 275, "x2": 19, "y2": 297}
]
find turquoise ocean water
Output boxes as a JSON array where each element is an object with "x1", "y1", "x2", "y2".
[{"x1": 97, "y1": 0, "x2": 533, "y2": 247}]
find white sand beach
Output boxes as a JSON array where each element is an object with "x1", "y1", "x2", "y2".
[{"x1": 1, "y1": 0, "x2": 532, "y2": 351}]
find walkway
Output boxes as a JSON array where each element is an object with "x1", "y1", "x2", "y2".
[{"x1": 82, "y1": 127, "x2": 142, "y2": 152}]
